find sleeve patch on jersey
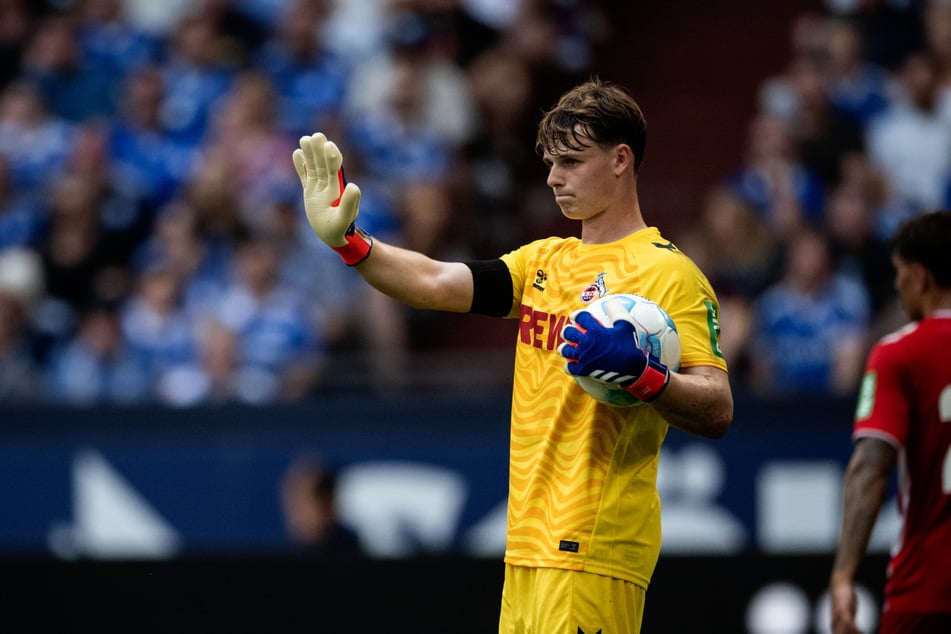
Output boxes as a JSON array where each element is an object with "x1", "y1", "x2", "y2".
[
  {"x1": 855, "y1": 371, "x2": 876, "y2": 421},
  {"x1": 704, "y1": 300, "x2": 724, "y2": 359}
]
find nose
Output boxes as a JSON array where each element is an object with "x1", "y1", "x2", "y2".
[{"x1": 546, "y1": 164, "x2": 562, "y2": 189}]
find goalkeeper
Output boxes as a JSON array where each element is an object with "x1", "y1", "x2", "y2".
[{"x1": 294, "y1": 78, "x2": 733, "y2": 634}]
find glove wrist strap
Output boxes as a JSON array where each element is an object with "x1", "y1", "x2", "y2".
[
  {"x1": 622, "y1": 359, "x2": 670, "y2": 402},
  {"x1": 332, "y1": 224, "x2": 373, "y2": 266}
]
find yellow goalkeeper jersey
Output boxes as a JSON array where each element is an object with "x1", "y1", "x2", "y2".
[{"x1": 498, "y1": 226, "x2": 727, "y2": 588}]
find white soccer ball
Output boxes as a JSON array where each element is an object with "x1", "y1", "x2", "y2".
[{"x1": 571, "y1": 293, "x2": 681, "y2": 407}]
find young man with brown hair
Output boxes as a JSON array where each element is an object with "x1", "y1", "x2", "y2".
[{"x1": 294, "y1": 78, "x2": 733, "y2": 633}]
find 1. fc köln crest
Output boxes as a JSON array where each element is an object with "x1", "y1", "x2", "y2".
[{"x1": 579, "y1": 272, "x2": 607, "y2": 303}]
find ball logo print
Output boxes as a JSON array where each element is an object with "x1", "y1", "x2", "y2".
[{"x1": 569, "y1": 294, "x2": 681, "y2": 407}]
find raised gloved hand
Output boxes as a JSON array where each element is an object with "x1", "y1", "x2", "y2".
[
  {"x1": 558, "y1": 296, "x2": 671, "y2": 402},
  {"x1": 292, "y1": 132, "x2": 372, "y2": 266}
]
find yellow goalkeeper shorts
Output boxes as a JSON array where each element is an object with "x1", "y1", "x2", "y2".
[{"x1": 498, "y1": 564, "x2": 646, "y2": 634}]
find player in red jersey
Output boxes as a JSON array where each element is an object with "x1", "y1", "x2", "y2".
[{"x1": 830, "y1": 210, "x2": 951, "y2": 634}]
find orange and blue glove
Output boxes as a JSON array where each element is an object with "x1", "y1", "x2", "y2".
[{"x1": 558, "y1": 297, "x2": 671, "y2": 402}]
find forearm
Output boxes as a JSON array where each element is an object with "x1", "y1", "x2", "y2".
[
  {"x1": 832, "y1": 446, "x2": 891, "y2": 581},
  {"x1": 353, "y1": 240, "x2": 473, "y2": 313},
  {"x1": 649, "y1": 367, "x2": 733, "y2": 439}
]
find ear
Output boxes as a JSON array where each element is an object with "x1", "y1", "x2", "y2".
[
  {"x1": 915, "y1": 262, "x2": 937, "y2": 292},
  {"x1": 613, "y1": 144, "x2": 634, "y2": 176}
]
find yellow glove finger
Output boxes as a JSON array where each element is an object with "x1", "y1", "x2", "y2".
[
  {"x1": 338, "y1": 182, "x2": 362, "y2": 221},
  {"x1": 291, "y1": 148, "x2": 308, "y2": 188},
  {"x1": 322, "y1": 140, "x2": 345, "y2": 203},
  {"x1": 299, "y1": 132, "x2": 328, "y2": 191}
]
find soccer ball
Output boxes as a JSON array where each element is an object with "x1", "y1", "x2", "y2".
[{"x1": 571, "y1": 293, "x2": 681, "y2": 407}]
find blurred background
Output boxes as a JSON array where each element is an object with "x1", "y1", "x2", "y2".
[{"x1": 0, "y1": 0, "x2": 938, "y2": 631}]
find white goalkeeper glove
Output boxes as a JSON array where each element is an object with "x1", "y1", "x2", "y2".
[{"x1": 292, "y1": 132, "x2": 372, "y2": 266}]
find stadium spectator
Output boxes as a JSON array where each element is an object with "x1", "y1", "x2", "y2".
[
  {"x1": 824, "y1": 175, "x2": 896, "y2": 321},
  {"x1": 254, "y1": 185, "x2": 410, "y2": 392},
  {"x1": 154, "y1": 317, "x2": 240, "y2": 406},
  {"x1": 924, "y1": 0, "x2": 951, "y2": 101},
  {"x1": 783, "y1": 55, "x2": 866, "y2": 190},
  {"x1": 43, "y1": 300, "x2": 150, "y2": 404},
  {"x1": 865, "y1": 51, "x2": 951, "y2": 223},
  {"x1": 0, "y1": 80, "x2": 74, "y2": 198},
  {"x1": 825, "y1": 0, "x2": 923, "y2": 71},
  {"x1": 318, "y1": 0, "x2": 390, "y2": 64},
  {"x1": 279, "y1": 455, "x2": 363, "y2": 558},
  {"x1": 674, "y1": 186, "x2": 782, "y2": 381},
  {"x1": 131, "y1": 201, "x2": 230, "y2": 322},
  {"x1": 205, "y1": 69, "x2": 297, "y2": 221},
  {"x1": 120, "y1": 0, "x2": 195, "y2": 39},
  {"x1": 0, "y1": 0, "x2": 34, "y2": 91},
  {"x1": 181, "y1": 146, "x2": 251, "y2": 288},
  {"x1": 345, "y1": 48, "x2": 457, "y2": 256},
  {"x1": 158, "y1": 12, "x2": 235, "y2": 147},
  {"x1": 255, "y1": 0, "x2": 349, "y2": 140},
  {"x1": 68, "y1": 121, "x2": 155, "y2": 268},
  {"x1": 0, "y1": 156, "x2": 45, "y2": 250},
  {"x1": 749, "y1": 227, "x2": 871, "y2": 396},
  {"x1": 199, "y1": 0, "x2": 271, "y2": 66},
  {"x1": 462, "y1": 45, "x2": 538, "y2": 255},
  {"x1": 759, "y1": 11, "x2": 834, "y2": 123},
  {"x1": 824, "y1": 17, "x2": 895, "y2": 126},
  {"x1": 107, "y1": 65, "x2": 196, "y2": 213},
  {"x1": 76, "y1": 0, "x2": 160, "y2": 81},
  {"x1": 35, "y1": 172, "x2": 129, "y2": 349},
  {"x1": 119, "y1": 264, "x2": 197, "y2": 388},
  {"x1": 0, "y1": 246, "x2": 43, "y2": 401},
  {"x1": 235, "y1": 0, "x2": 299, "y2": 33},
  {"x1": 727, "y1": 112, "x2": 826, "y2": 238},
  {"x1": 213, "y1": 236, "x2": 325, "y2": 403},
  {"x1": 19, "y1": 13, "x2": 116, "y2": 123},
  {"x1": 693, "y1": 185, "x2": 783, "y2": 301},
  {"x1": 345, "y1": 9, "x2": 478, "y2": 152}
]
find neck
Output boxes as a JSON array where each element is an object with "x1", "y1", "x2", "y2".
[
  {"x1": 925, "y1": 291, "x2": 951, "y2": 316},
  {"x1": 581, "y1": 201, "x2": 648, "y2": 244}
]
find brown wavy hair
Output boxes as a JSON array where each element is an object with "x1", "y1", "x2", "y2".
[{"x1": 535, "y1": 77, "x2": 647, "y2": 173}]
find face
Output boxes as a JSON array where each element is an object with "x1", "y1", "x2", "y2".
[
  {"x1": 892, "y1": 254, "x2": 925, "y2": 321},
  {"x1": 543, "y1": 135, "x2": 622, "y2": 221}
]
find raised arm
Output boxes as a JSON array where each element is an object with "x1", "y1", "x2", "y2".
[
  {"x1": 293, "y1": 132, "x2": 473, "y2": 313},
  {"x1": 350, "y1": 241, "x2": 474, "y2": 312}
]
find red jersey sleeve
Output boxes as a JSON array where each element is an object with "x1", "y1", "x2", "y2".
[{"x1": 853, "y1": 332, "x2": 911, "y2": 449}]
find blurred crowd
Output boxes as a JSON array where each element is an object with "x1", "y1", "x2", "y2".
[
  {"x1": 0, "y1": 0, "x2": 608, "y2": 405},
  {"x1": 0, "y1": 0, "x2": 943, "y2": 406},
  {"x1": 677, "y1": 0, "x2": 939, "y2": 397}
]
